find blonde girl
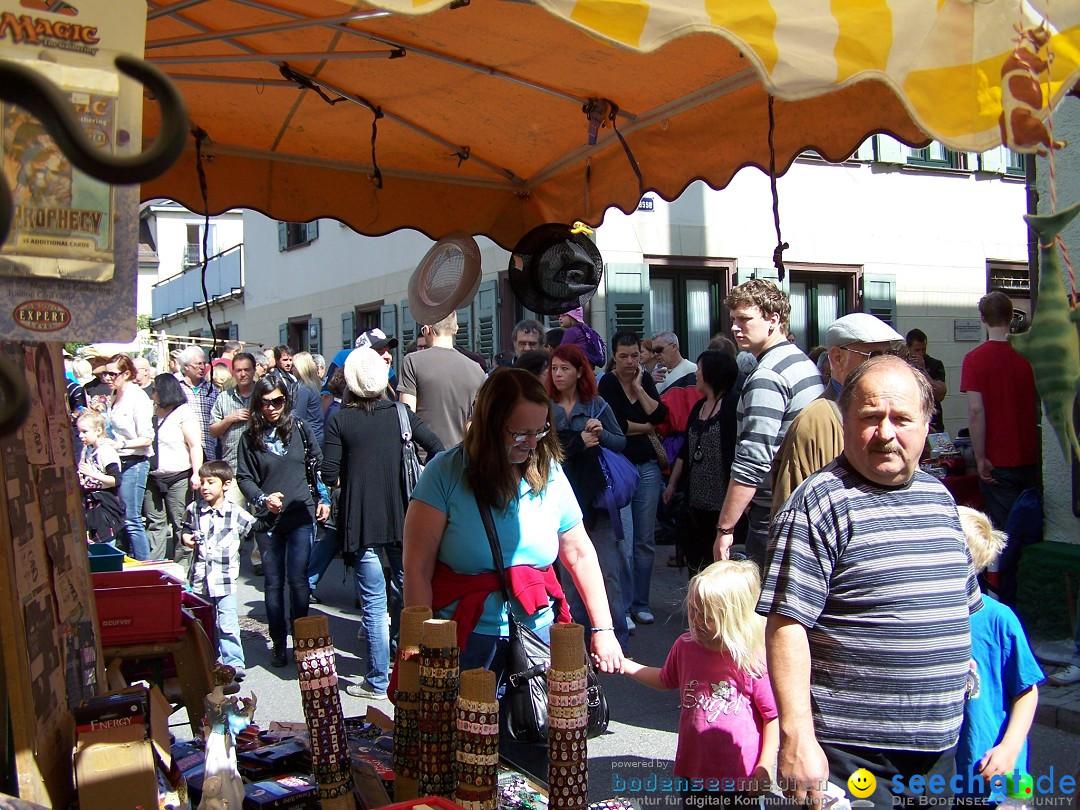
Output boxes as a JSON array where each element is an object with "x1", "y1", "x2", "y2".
[
  {"x1": 621, "y1": 560, "x2": 778, "y2": 807},
  {"x1": 76, "y1": 411, "x2": 126, "y2": 545}
]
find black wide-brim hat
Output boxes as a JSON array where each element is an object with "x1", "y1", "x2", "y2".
[{"x1": 508, "y1": 223, "x2": 603, "y2": 316}]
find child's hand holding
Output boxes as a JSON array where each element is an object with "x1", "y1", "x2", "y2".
[
  {"x1": 977, "y1": 742, "x2": 1022, "y2": 780},
  {"x1": 620, "y1": 659, "x2": 644, "y2": 677},
  {"x1": 745, "y1": 764, "x2": 772, "y2": 797}
]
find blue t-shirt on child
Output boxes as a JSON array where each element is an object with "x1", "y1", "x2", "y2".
[
  {"x1": 410, "y1": 446, "x2": 582, "y2": 637},
  {"x1": 956, "y1": 594, "x2": 1044, "y2": 798}
]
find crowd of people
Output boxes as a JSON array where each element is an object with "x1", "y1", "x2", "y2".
[{"x1": 63, "y1": 280, "x2": 1073, "y2": 807}]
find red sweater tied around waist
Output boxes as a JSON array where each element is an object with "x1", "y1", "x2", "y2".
[{"x1": 387, "y1": 562, "x2": 570, "y2": 702}]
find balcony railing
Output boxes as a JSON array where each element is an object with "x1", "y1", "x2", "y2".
[{"x1": 152, "y1": 244, "x2": 243, "y2": 320}]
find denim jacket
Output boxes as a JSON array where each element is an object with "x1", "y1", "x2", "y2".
[{"x1": 552, "y1": 395, "x2": 626, "y2": 453}]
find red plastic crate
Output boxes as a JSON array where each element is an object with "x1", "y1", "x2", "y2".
[
  {"x1": 182, "y1": 590, "x2": 216, "y2": 651},
  {"x1": 92, "y1": 570, "x2": 183, "y2": 646}
]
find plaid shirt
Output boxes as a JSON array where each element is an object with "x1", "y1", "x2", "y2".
[
  {"x1": 180, "y1": 376, "x2": 220, "y2": 461},
  {"x1": 184, "y1": 499, "x2": 254, "y2": 597}
]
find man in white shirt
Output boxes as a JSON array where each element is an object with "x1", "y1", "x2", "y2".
[{"x1": 651, "y1": 331, "x2": 697, "y2": 393}]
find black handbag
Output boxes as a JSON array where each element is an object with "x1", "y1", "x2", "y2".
[
  {"x1": 295, "y1": 419, "x2": 321, "y2": 504},
  {"x1": 395, "y1": 402, "x2": 424, "y2": 499},
  {"x1": 475, "y1": 497, "x2": 610, "y2": 744}
]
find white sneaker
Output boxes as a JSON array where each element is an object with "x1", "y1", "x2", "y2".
[
  {"x1": 1049, "y1": 664, "x2": 1080, "y2": 686},
  {"x1": 625, "y1": 616, "x2": 636, "y2": 632}
]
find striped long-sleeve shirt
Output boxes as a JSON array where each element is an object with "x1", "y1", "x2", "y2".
[
  {"x1": 730, "y1": 341, "x2": 822, "y2": 507},
  {"x1": 757, "y1": 456, "x2": 982, "y2": 751}
]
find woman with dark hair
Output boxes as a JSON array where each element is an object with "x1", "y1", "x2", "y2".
[
  {"x1": 319, "y1": 348, "x2": 443, "y2": 699},
  {"x1": 662, "y1": 350, "x2": 740, "y2": 576},
  {"x1": 404, "y1": 369, "x2": 621, "y2": 734},
  {"x1": 144, "y1": 373, "x2": 203, "y2": 564},
  {"x1": 238, "y1": 376, "x2": 330, "y2": 668},
  {"x1": 514, "y1": 349, "x2": 549, "y2": 380},
  {"x1": 598, "y1": 331, "x2": 669, "y2": 627},
  {"x1": 546, "y1": 343, "x2": 629, "y2": 646},
  {"x1": 103, "y1": 353, "x2": 154, "y2": 560}
]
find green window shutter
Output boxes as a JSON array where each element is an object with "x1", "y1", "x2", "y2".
[
  {"x1": 400, "y1": 300, "x2": 416, "y2": 357},
  {"x1": 474, "y1": 280, "x2": 498, "y2": 363},
  {"x1": 380, "y1": 304, "x2": 397, "y2": 339},
  {"x1": 455, "y1": 305, "x2": 473, "y2": 352},
  {"x1": 277, "y1": 222, "x2": 288, "y2": 252},
  {"x1": 227, "y1": 323, "x2": 239, "y2": 341},
  {"x1": 853, "y1": 138, "x2": 875, "y2": 161},
  {"x1": 605, "y1": 262, "x2": 651, "y2": 340},
  {"x1": 308, "y1": 317, "x2": 322, "y2": 356},
  {"x1": 734, "y1": 267, "x2": 755, "y2": 286},
  {"x1": 305, "y1": 221, "x2": 319, "y2": 242},
  {"x1": 279, "y1": 323, "x2": 289, "y2": 345},
  {"x1": 861, "y1": 273, "x2": 897, "y2": 326},
  {"x1": 341, "y1": 311, "x2": 355, "y2": 349},
  {"x1": 874, "y1": 135, "x2": 905, "y2": 164}
]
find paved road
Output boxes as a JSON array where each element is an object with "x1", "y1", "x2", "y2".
[{"x1": 171, "y1": 538, "x2": 1080, "y2": 804}]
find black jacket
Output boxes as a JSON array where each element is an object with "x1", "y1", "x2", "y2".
[
  {"x1": 238, "y1": 419, "x2": 321, "y2": 532},
  {"x1": 321, "y1": 401, "x2": 443, "y2": 553}
]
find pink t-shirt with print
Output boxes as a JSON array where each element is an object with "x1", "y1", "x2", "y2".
[{"x1": 659, "y1": 632, "x2": 777, "y2": 785}]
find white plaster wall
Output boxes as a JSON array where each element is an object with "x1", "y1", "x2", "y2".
[
  {"x1": 139, "y1": 204, "x2": 243, "y2": 318},
  {"x1": 238, "y1": 213, "x2": 511, "y2": 350},
  {"x1": 1035, "y1": 104, "x2": 1080, "y2": 545}
]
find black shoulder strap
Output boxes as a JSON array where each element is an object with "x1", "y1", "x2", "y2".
[
  {"x1": 394, "y1": 402, "x2": 412, "y2": 442},
  {"x1": 475, "y1": 495, "x2": 518, "y2": 624},
  {"x1": 295, "y1": 418, "x2": 310, "y2": 452}
]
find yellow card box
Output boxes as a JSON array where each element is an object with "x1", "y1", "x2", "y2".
[{"x1": 73, "y1": 685, "x2": 173, "y2": 810}]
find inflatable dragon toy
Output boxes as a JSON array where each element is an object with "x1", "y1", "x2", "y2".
[{"x1": 1014, "y1": 202, "x2": 1080, "y2": 461}]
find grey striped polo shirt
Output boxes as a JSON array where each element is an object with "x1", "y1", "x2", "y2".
[
  {"x1": 731, "y1": 341, "x2": 824, "y2": 507},
  {"x1": 757, "y1": 457, "x2": 981, "y2": 751}
]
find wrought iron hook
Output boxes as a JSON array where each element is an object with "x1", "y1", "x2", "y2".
[{"x1": 0, "y1": 54, "x2": 189, "y2": 244}]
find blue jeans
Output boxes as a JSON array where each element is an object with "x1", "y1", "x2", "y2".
[
  {"x1": 618, "y1": 459, "x2": 662, "y2": 613},
  {"x1": 211, "y1": 592, "x2": 244, "y2": 670},
  {"x1": 118, "y1": 458, "x2": 151, "y2": 560},
  {"x1": 979, "y1": 464, "x2": 1038, "y2": 606},
  {"x1": 356, "y1": 545, "x2": 404, "y2": 692},
  {"x1": 261, "y1": 521, "x2": 315, "y2": 648},
  {"x1": 307, "y1": 525, "x2": 340, "y2": 590},
  {"x1": 743, "y1": 503, "x2": 771, "y2": 572},
  {"x1": 561, "y1": 517, "x2": 629, "y2": 649}
]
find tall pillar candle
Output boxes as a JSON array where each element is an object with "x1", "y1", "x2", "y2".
[
  {"x1": 548, "y1": 623, "x2": 588, "y2": 810},
  {"x1": 292, "y1": 615, "x2": 353, "y2": 810},
  {"x1": 418, "y1": 619, "x2": 459, "y2": 798},
  {"x1": 393, "y1": 646, "x2": 422, "y2": 801},
  {"x1": 454, "y1": 669, "x2": 498, "y2": 810}
]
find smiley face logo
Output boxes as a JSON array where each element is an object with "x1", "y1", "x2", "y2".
[{"x1": 847, "y1": 769, "x2": 876, "y2": 799}]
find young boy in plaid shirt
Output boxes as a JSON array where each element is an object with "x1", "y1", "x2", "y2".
[{"x1": 183, "y1": 460, "x2": 255, "y2": 679}]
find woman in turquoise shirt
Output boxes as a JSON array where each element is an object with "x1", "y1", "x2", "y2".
[{"x1": 404, "y1": 368, "x2": 623, "y2": 676}]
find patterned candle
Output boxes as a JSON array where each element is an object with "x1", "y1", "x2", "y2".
[{"x1": 292, "y1": 615, "x2": 353, "y2": 809}]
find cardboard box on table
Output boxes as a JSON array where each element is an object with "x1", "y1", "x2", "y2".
[{"x1": 72, "y1": 685, "x2": 173, "y2": 809}]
